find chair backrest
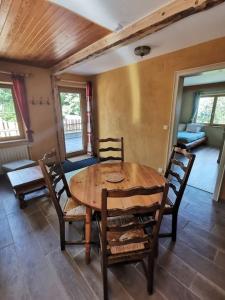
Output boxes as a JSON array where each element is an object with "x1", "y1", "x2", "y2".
[
  {"x1": 98, "y1": 137, "x2": 124, "y2": 162},
  {"x1": 165, "y1": 146, "x2": 195, "y2": 211},
  {"x1": 100, "y1": 184, "x2": 169, "y2": 256},
  {"x1": 38, "y1": 149, "x2": 70, "y2": 220}
]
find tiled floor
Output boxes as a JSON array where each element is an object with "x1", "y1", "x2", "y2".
[
  {"x1": 187, "y1": 146, "x2": 220, "y2": 193},
  {"x1": 1, "y1": 174, "x2": 225, "y2": 299}
]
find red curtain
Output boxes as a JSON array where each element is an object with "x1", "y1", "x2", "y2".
[
  {"x1": 86, "y1": 81, "x2": 94, "y2": 155},
  {"x1": 12, "y1": 75, "x2": 33, "y2": 142}
]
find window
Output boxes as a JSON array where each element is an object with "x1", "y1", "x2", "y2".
[
  {"x1": 214, "y1": 96, "x2": 225, "y2": 125},
  {"x1": 59, "y1": 87, "x2": 87, "y2": 157},
  {"x1": 196, "y1": 95, "x2": 225, "y2": 125},
  {"x1": 0, "y1": 85, "x2": 24, "y2": 141}
]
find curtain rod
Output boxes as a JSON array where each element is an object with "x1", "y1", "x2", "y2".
[
  {"x1": 56, "y1": 78, "x2": 86, "y2": 84},
  {"x1": 0, "y1": 70, "x2": 31, "y2": 77}
]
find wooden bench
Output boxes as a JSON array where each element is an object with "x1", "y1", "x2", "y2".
[{"x1": 7, "y1": 165, "x2": 47, "y2": 208}]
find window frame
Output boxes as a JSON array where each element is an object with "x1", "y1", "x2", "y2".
[
  {"x1": 195, "y1": 94, "x2": 225, "y2": 126},
  {"x1": 58, "y1": 86, "x2": 87, "y2": 157},
  {"x1": 0, "y1": 83, "x2": 25, "y2": 142}
]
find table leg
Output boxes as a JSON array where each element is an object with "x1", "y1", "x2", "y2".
[
  {"x1": 85, "y1": 207, "x2": 92, "y2": 264},
  {"x1": 18, "y1": 193, "x2": 26, "y2": 209}
]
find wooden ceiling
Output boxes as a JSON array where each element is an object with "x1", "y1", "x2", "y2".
[{"x1": 0, "y1": 0, "x2": 111, "y2": 67}]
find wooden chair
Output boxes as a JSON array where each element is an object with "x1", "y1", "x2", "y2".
[
  {"x1": 160, "y1": 146, "x2": 195, "y2": 241},
  {"x1": 98, "y1": 137, "x2": 124, "y2": 162},
  {"x1": 38, "y1": 149, "x2": 86, "y2": 250},
  {"x1": 97, "y1": 184, "x2": 169, "y2": 299}
]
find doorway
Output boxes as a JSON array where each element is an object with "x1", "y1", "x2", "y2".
[
  {"x1": 169, "y1": 64, "x2": 225, "y2": 201},
  {"x1": 59, "y1": 87, "x2": 87, "y2": 158}
]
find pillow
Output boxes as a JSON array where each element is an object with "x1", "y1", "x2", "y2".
[
  {"x1": 178, "y1": 123, "x2": 186, "y2": 131},
  {"x1": 186, "y1": 123, "x2": 202, "y2": 133}
]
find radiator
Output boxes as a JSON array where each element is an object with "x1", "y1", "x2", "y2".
[{"x1": 0, "y1": 144, "x2": 29, "y2": 172}]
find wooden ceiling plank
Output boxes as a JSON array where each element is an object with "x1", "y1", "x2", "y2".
[
  {"x1": 0, "y1": 0, "x2": 31, "y2": 54},
  {"x1": 34, "y1": 21, "x2": 107, "y2": 63},
  {"x1": 0, "y1": 0, "x2": 11, "y2": 35},
  {"x1": 11, "y1": 4, "x2": 58, "y2": 60},
  {"x1": 0, "y1": 0, "x2": 18, "y2": 45},
  {"x1": 0, "y1": 2, "x2": 60, "y2": 64},
  {"x1": 6, "y1": 0, "x2": 47, "y2": 56},
  {"x1": 0, "y1": 0, "x2": 110, "y2": 67},
  {"x1": 37, "y1": 19, "x2": 94, "y2": 54},
  {"x1": 0, "y1": 0, "x2": 13, "y2": 36},
  {"x1": 26, "y1": 10, "x2": 71, "y2": 58},
  {"x1": 36, "y1": 10, "x2": 109, "y2": 57},
  {"x1": 18, "y1": 3, "x2": 109, "y2": 65},
  {"x1": 21, "y1": 5, "x2": 60, "y2": 55},
  {"x1": 27, "y1": 11, "x2": 109, "y2": 64},
  {"x1": 52, "y1": 0, "x2": 225, "y2": 73},
  {"x1": 3, "y1": 11, "x2": 55, "y2": 61}
]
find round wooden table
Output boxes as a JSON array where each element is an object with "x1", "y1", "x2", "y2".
[{"x1": 69, "y1": 162, "x2": 166, "y2": 263}]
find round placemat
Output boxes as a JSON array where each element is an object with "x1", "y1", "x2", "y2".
[{"x1": 105, "y1": 172, "x2": 125, "y2": 183}]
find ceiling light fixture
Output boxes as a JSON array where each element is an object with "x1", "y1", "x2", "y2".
[{"x1": 134, "y1": 45, "x2": 151, "y2": 58}]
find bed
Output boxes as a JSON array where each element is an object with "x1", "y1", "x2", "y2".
[{"x1": 177, "y1": 123, "x2": 208, "y2": 149}]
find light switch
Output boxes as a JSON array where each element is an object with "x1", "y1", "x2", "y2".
[{"x1": 158, "y1": 167, "x2": 163, "y2": 174}]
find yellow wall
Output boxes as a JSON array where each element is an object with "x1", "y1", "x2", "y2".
[
  {"x1": 1, "y1": 37, "x2": 225, "y2": 200},
  {"x1": 93, "y1": 37, "x2": 225, "y2": 171},
  {"x1": 0, "y1": 61, "x2": 57, "y2": 160}
]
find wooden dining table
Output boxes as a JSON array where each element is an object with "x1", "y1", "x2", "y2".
[{"x1": 69, "y1": 162, "x2": 166, "y2": 263}]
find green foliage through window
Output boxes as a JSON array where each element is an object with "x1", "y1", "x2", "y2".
[
  {"x1": 214, "y1": 96, "x2": 225, "y2": 125},
  {"x1": 0, "y1": 87, "x2": 17, "y2": 121},
  {"x1": 60, "y1": 92, "x2": 81, "y2": 117},
  {"x1": 196, "y1": 97, "x2": 214, "y2": 124},
  {"x1": 0, "y1": 86, "x2": 20, "y2": 139},
  {"x1": 196, "y1": 95, "x2": 225, "y2": 125}
]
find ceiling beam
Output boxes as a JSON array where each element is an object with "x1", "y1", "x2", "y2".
[{"x1": 52, "y1": 0, "x2": 225, "y2": 74}]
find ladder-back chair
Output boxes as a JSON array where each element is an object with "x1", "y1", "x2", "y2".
[
  {"x1": 38, "y1": 149, "x2": 86, "y2": 250},
  {"x1": 97, "y1": 184, "x2": 169, "y2": 299},
  {"x1": 98, "y1": 137, "x2": 124, "y2": 162},
  {"x1": 160, "y1": 146, "x2": 195, "y2": 241}
]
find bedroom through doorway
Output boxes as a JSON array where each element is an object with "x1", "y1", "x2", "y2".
[{"x1": 175, "y1": 69, "x2": 225, "y2": 194}]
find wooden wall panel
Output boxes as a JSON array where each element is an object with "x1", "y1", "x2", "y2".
[{"x1": 0, "y1": 0, "x2": 110, "y2": 67}]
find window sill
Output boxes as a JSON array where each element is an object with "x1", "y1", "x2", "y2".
[
  {"x1": 198, "y1": 124, "x2": 225, "y2": 128},
  {"x1": 0, "y1": 139, "x2": 30, "y2": 148}
]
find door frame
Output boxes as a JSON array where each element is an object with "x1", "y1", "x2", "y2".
[
  {"x1": 58, "y1": 86, "x2": 87, "y2": 158},
  {"x1": 168, "y1": 61, "x2": 225, "y2": 201}
]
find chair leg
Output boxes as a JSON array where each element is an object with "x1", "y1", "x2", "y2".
[
  {"x1": 101, "y1": 256, "x2": 108, "y2": 300},
  {"x1": 60, "y1": 222, "x2": 66, "y2": 251},
  {"x1": 81, "y1": 221, "x2": 85, "y2": 241},
  {"x1": 155, "y1": 239, "x2": 159, "y2": 258},
  {"x1": 147, "y1": 253, "x2": 155, "y2": 295},
  {"x1": 172, "y1": 213, "x2": 178, "y2": 242}
]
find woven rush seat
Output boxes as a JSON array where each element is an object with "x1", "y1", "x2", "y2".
[
  {"x1": 100, "y1": 215, "x2": 151, "y2": 255},
  {"x1": 107, "y1": 215, "x2": 141, "y2": 228},
  {"x1": 63, "y1": 197, "x2": 86, "y2": 219}
]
